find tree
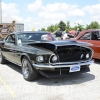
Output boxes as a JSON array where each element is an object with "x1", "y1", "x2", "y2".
[
  {"x1": 41, "y1": 27, "x2": 46, "y2": 31},
  {"x1": 47, "y1": 25, "x2": 55, "y2": 32},
  {"x1": 58, "y1": 20, "x2": 66, "y2": 31},
  {"x1": 66, "y1": 21, "x2": 71, "y2": 31},
  {"x1": 54, "y1": 24, "x2": 59, "y2": 31},
  {"x1": 86, "y1": 21, "x2": 100, "y2": 29}
]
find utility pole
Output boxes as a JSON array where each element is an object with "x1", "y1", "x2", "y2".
[{"x1": 0, "y1": 0, "x2": 2, "y2": 23}]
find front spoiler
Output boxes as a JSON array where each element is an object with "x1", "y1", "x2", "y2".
[{"x1": 33, "y1": 60, "x2": 94, "y2": 70}]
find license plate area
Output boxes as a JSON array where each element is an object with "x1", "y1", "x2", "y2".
[{"x1": 69, "y1": 65, "x2": 80, "y2": 72}]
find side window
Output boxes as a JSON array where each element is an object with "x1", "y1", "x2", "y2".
[
  {"x1": 79, "y1": 32, "x2": 91, "y2": 40},
  {"x1": 91, "y1": 31, "x2": 100, "y2": 40},
  {"x1": 5, "y1": 34, "x2": 15, "y2": 43}
]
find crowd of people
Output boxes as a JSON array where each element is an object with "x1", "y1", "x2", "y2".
[
  {"x1": 54, "y1": 28, "x2": 69, "y2": 40},
  {"x1": 54, "y1": 28, "x2": 81, "y2": 40}
]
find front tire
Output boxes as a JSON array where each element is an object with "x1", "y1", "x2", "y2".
[
  {"x1": 22, "y1": 57, "x2": 38, "y2": 81},
  {"x1": 0, "y1": 51, "x2": 7, "y2": 64}
]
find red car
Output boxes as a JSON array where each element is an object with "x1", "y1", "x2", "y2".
[{"x1": 74, "y1": 29, "x2": 100, "y2": 59}]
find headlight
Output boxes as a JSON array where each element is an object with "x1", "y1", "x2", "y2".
[
  {"x1": 36, "y1": 56, "x2": 44, "y2": 62},
  {"x1": 52, "y1": 55, "x2": 57, "y2": 62},
  {"x1": 86, "y1": 53, "x2": 89, "y2": 59}
]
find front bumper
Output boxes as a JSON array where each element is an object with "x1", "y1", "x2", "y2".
[
  {"x1": 33, "y1": 60, "x2": 94, "y2": 70},
  {"x1": 39, "y1": 66, "x2": 90, "y2": 78}
]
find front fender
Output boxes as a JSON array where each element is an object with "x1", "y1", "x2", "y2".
[{"x1": 20, "y1": 53, "x2": 32, "y2": 63}]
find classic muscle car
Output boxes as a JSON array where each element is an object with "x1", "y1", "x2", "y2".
[
  {"x1": 74, "y1": 29, "x2": 100, "y2": 59},
  {"x1": 0, "y1": 31, "x2": 94, "y2": 81}
]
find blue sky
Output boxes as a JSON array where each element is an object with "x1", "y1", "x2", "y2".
[{"x1": 1, "y1": 0, "x2": 100, "y2": 30}]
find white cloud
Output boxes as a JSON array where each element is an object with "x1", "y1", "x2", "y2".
[
  {"x1": 1, "y1": 2, "x2": 23, "y2": 23},
  {"x1": 27, "y1": 0, "x2": 85, "y2": 17},
  {"x1": 3, "y1": 0, "x2": 100, "y2": 30},
  {"x1": 27, "y1": 0, "x2": 42, "y2": 12},
  {"x1": 83, "y1": 4, "x2": 100, "y2": 14},
  {"x1": 23, "y1": 17, "x2": 40, "y2": 30},
  {"x1": 26, "y1": 0, "x2": 85, "y2": 29},
  {"x1": 75, "y1": 20, "x2": 83, "y2": 24},
  {"x1": 23, "y1": 16, "x2": 63, "y2": 30},
  {"x1": 2, "y1": 2, "x2": 19, "y2": 17},
  {"x1": 90, "y1": 15, "x2": 100, "y2": 24},
  {"x1": 11, "y1": 15, "x2": 23, "y2": 22},
  {"x1": 41, "y1": 3, "x2": 84, "y2": 16},
  {"x1": 24, "y1": 1, "x2": 100, "y2": 29},
  {"x1": 39, "y1": 12, "x2": 66, "y2": 19},
  {"x1": 68, "y1": 9, "x2": 85, "y2": 16}
]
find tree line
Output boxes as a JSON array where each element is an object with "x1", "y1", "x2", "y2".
[{"x1": 41, "y1": 20, "x2": 100, "y2": 32}]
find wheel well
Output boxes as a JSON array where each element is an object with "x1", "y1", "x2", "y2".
[
  {"x1": 21, "y1": 55, "x2": 25, "y2": 63},
  {"x1": 21, "y1": 55, "x2": 33, "y2": 66}
]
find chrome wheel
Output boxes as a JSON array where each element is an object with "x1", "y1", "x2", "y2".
[
  {"x1": 22, "y1": 59, "x2": 29, "y2": 78},
  {"x1": 22, "y1": 57, "x2": 38, "y2": 81}
]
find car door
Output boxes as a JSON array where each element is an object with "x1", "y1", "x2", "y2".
[
  {"x1": 77, "y1": 31, "x2": 100, "y2": 59},
  {"x1": 89, "y1": 31, "x2": 100, "y2": 59},
  {"x1": 3, "y1": 34, "x2": 16, "y2": 62},
  {"x1": 13, "y1": 33, "x2": 24, "y2": 65},
  {"x1": 77, "y1": 32, "x2": 91, "y2": 43}
]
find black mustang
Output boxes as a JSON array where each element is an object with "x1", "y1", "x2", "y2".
[{"x1": 0, "y1": 31, "x2": 94, "y2": 81}]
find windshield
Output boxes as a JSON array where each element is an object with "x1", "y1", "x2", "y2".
[{"x1": 17, "y1": 33, "x2": 56, "y2": 44}]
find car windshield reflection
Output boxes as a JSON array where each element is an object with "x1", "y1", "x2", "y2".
[{"x1": 18, "y1": 33, "x2": 56, "y2": 44}]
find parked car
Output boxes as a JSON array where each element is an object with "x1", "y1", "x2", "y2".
[
  {"x1": 74, "y1": 29, "x2": 100, "y2": 59},
  {"x1": 0, "y1": 31, "x2": 93, "y2": 81},
  {"x1": 67, "y1": 32, "x2": 75, "y2": 38}
]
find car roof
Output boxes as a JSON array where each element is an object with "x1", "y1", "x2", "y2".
[
  {"x1": 18, "y1": 31, "x2": 50, "y2": 34},
  {"x1": 76, "y1": 29, "x2": 100, "y2": 39},
  {"x1": 10, "y1": 31, "x2": 50, "y2": 35},
  {"x1": 82, "y1": 29, "x2": 100, "y2": 33}
]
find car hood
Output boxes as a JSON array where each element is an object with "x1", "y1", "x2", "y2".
[
  {"x1": 42, "y1": 40, "x2": 92, "y2": 46},
  {"x1": 26, "y1": 40, "x2": 92, "y2": 51}
]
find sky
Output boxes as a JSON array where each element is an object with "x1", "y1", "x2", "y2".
[{"x1": 1, "y1": 0, "x2": 100, "y2": 30}]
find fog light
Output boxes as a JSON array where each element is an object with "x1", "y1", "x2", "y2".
[
  {"x1": 36, "y1": 56, "x2": 44, "y2": 62},
  {"x1": 52, "y1": 55, "x2": 57, "y2": 62},
  {"x1": 86, "y1": 54, "x2": 89, "y2": 59}
]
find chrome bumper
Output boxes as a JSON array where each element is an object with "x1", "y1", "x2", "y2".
[{"x1": 33, "y1": 60, "x2": 94, "y2": 70}]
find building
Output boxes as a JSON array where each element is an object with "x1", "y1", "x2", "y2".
[
  {"x1": 0, "y1": 22, "x2": 24, "y2": 32},
  {"x1": 0, "y1": 21, "x2": 24, "y2": 38}
]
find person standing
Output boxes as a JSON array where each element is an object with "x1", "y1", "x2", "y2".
[
  {"x1": 54, "y1": 28, "x2": 62, "y2": 37},
  {"x1": 75, "y1": 28, "x2": 82, "y2": 37},
  {"x1": 61, "y1": 31, "x2": 69, "y2": 40}
]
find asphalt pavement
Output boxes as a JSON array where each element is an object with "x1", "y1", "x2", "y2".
[{"x1": 0, "y1": 60, "x2": 100, "y2": 100}]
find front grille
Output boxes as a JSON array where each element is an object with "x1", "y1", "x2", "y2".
[{"x1": 53, "y1": 45, "x2": 92, "y2": 63}]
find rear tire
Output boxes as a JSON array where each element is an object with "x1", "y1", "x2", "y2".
[{"x1": 22, "y1": 57, "x2": 38, "y2": 81}]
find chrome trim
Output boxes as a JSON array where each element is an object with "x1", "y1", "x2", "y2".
[
  {"x1": 50, "y1": 60, "x2": 91, "y2": 65},
  {"x1": 49, "y1": 45, "x2": 93, "y2": 65},
  {"x1": 49, "y1": 54, "x2": 55, "y2": 64},
  {"x1": 90, "y1": 45, "x2": 100, "y2": 48},
  {"x1": 33, "y1": 60, "x2": 94, "y2": 70}
]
